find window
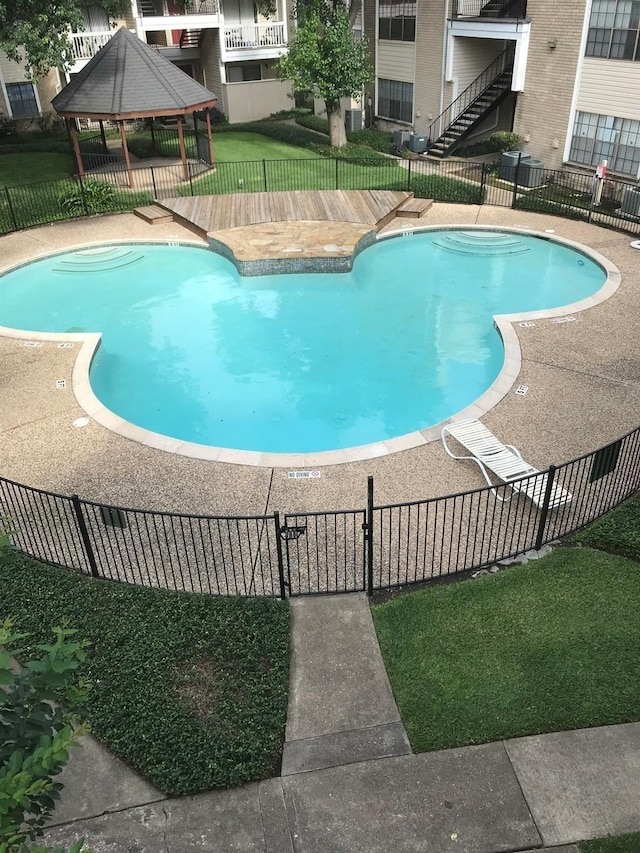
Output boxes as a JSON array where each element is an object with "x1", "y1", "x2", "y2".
[
  {"x1": 5, "y1": 82, "x2": 39, "y2": 118},
  {"x1": 569, "y1": 111, "x2": 640, "y2": 177},
  {"x1": 378, "y1": 78, "x2": 413, "y2": 123},
  {"x1": 378, "y1": 0, "x2": 416, "y2": 41},
  {"x1": 226, "y1": 63, "x2": 262, "y2": 82},
  {"x1": 585, "y1": 0, "x2": 640, "y2": 60}
]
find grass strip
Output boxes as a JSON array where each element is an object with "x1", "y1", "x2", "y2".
[
  {"x1": 573, "y1": 494, "x2": 640, "y2": 561},
  {"x1": 372, "y1": 547, "x2": 640, "y2": 753},
  {"x1": 0, "y1": 549, "x2": 290, "y2": 795},
  {"x1": 578, "y1": 832, "x2": 640, "y2": 852},
  {"x1": 0, "y1": 152, "x2": 75, "y2": 185}
]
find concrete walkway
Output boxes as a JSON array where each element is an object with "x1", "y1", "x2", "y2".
[{"x1": 40, "y1": 594, "x2": 640, "y2": 853}]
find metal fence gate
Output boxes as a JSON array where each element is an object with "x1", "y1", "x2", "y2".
[{"x1": 279, "y1": 509, "x2": 367, "y2": 596}]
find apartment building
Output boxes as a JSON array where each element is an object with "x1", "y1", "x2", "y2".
[
  {"x1": 365, "y1": 0, "x2": 640, "y2": 180},
  {"x1": 0, "y1": 0, "x2": 293, "y2": 126}
]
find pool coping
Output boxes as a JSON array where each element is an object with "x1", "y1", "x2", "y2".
[{"x1": 0, "y1": 226, "x2": 621, "y2": 468}]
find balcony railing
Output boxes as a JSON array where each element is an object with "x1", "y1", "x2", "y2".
[
  {"x1": 451, "y1": 0, "x2": 527, "y2": 19},
  {"x1": 69, "y1": 31, "x2": 113, "y2": 61},
  {"x1": 138, "y1": 0, "x2": 220, "y2": 15},
  {"x1": 223, "y1": 22, "x2": 286, "y2": 50}
]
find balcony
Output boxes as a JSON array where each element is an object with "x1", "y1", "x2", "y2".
[
  {"x1": 135, "y1": 0, "x2": 221, "y2": 30},
  {"x1": 68, "y1": 31, "x2": 113, "y2": 66},
  {"x1": 223, "y1": 22, "x2": 287, "y2": 57},
  {"x1": 450, "y1": 0, "x2": 527, "y2": 19}
]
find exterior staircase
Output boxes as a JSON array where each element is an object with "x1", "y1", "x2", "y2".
[
  {"x1": 427, "y1": 45, "x2": 515, "y2": 159},
  {"x1": 137, "y1": 0, "x2": 158, "y2": 15},
  {"x1": 179, "y1": 28, "x2": 202, "y2": 47}
]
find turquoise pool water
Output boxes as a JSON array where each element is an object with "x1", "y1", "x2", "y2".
[{"x1": 0, "y1": 232, "x2": 606, "y2": 453}]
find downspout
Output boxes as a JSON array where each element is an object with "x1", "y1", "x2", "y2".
[{"x1": 440, "y1": 0, "x2": 451, "y2": 123}]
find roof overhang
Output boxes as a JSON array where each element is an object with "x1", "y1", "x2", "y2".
[{"x1": 57, "y1": 98, "x2": 218, "y2": 121}]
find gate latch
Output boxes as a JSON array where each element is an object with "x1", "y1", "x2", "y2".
[{"x1": 280, "y1": 525, "x2": 307, "y2": 541}]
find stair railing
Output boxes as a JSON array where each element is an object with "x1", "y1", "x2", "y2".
[{"x1": 428, "y1": 43, "x2": 515, "y2": 144}]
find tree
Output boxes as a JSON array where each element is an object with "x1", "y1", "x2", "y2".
[
  {"x1": 276, "y1": 0, "x2": 372, "y2": 148},
  {"x1": 0, "y1": 617, "x2": 90, "y2": 853},
  {"x1": 0, "y1": 0, "x2": 129, "y2": 79}
]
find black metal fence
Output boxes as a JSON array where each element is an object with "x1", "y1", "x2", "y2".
[
  {"x1": 2, "y1": 425, "x2": 638, "y2": 599},
  {"x1": 2, "y1": 155, "x2": 639, "y2": 235}
]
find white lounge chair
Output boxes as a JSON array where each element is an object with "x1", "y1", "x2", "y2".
[{"x1": 441, "y1": 418, "x2": 572, "y2": 508}]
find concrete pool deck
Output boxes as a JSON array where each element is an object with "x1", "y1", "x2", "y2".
[{"x1": 0, "y1": 202, "x2": 639, "y2": 517}]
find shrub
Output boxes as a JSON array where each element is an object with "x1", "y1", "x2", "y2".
[
  {"x1": 296, "y1": 115, "x2": 394, "y2": 154},
  {"x1": 350, "y1": 128, "x2": 394, "y2": 154},
  {"x1": 58, "y1": 179, "x2": 117, "y2": 216},
  {"x1": 0, "y1": 618, "x2": 90, "y2": 852},
  {"x1": 488, "y1": 130, "x2": 522, "y2": 152},
  {"x1": 513, "y1": 194, "x2": 588, "y2": 220},
  {"x1": 214, "y1": 120, "x2": 323, "y2": 149},
  {"x1": 296, "y1": 114, "x2": 329, "y2": 135},
  {"x1": 410, "y1": 173, "x2": 484, "y2": 203},
  {"x1": 455, "y1": 130, "x2": 523, "y2": 158},
  {"x1": 0, "y1": 115, "x2": 17, "y2": 138},
  {"x1": 308, "y1": 142, "x2": 389, "y2": 161}
]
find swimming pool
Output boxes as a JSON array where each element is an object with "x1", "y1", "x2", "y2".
[{"x1": 0, "y1": 230, "x2": 608, "y2": 455}]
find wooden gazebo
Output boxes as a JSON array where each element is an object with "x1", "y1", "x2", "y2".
[{"x1": 52, "y1": 27, "x2": 218, "y2": 188}]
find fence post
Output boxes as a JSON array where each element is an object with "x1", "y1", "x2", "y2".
[
  {"x1": 77, "y1": 173, "x2": 89, "y2": 216},
  {"x1": 512, "y1": 153, "x2": 522, "y2": 208},
  {"x1": 70, "y1": 494, "x2": 100, "y2": 578},
  {"x1": 480, "y1": 162, "x2": 487, "y2": 202},
  {"x1": 273, "y1": 510, "x2": 287, "y2": 600},
  {"x1": 335, "y1": 157, "x2": 339, "y2": 190},
  {"x1": 406, "y1": 157, "x2": 412, "y2": 193},
  {"x1": 366, "y1": 475, "x2": 374, "y2": 596},
  {"x1": 150, "y1": 165, "x2": 158, "y2": 200},
  {"x1": 263, "y1": 159, "x2": 268, "y2": 192},
  {"x1": 4, "y1": 186, "x2": 18, "y2": 231},
  {"x1": 188, "y1": 162, "x2": 194, "y2": 196},
  {"x1": 534, "y1": 465, "x2": 557, "y2": 551}
]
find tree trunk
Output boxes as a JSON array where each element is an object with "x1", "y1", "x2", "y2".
[{"x1": 327, "y1": 103, "x2": 348, "y2": 148}]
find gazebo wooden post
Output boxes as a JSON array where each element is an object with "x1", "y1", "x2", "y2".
[
  {"x1": 176, "y1": 116, "x2": 189, "y2": 182},
  {"x1": 149, "y1": 118, "x2": 156, "y2": 155},
  {"x1": 205, "y1": 111, "x2": 215, "y2": 168},
  {"x1": 119, "y1": 120, "x2": 134, "y2": 189},
  {"x1": 67, "y1": 118, "x2": 85, "y2": 179},
  {"x1": 99, "y1": 120, "x2": 107, "y2": 150}
]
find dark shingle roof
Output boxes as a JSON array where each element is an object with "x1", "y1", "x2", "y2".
[{"x1": 52, "y1": 27, "x2": 217, "y2": 118}]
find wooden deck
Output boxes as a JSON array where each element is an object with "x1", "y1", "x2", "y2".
[{"x1": 159, "y1": 190, "x2": 412, "y2": 235}]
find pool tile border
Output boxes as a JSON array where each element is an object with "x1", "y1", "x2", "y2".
[{"x1": 0, "y1": 227, "x2": 621, "y2": 469}]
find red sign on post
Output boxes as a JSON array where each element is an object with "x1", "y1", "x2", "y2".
[{"x1": 596, "y1": 162, "x2": 607, "y2": 179}]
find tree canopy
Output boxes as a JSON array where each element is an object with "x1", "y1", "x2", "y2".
[
  {"x1": 277, "y1": 1, "x2": 372, "y2": 147},
  {"x1": 0, "y1": 0, "x2": 129, "y2": 79}
]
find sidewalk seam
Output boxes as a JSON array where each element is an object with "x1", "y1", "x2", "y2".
[
  {"x1": 44, "y1": 796, "x2": 168, "y2": 830},
  {"x1": 501, "y1": 739, "x2": 545, "y2": 850}
]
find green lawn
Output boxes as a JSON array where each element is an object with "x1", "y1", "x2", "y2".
[
  {"x1": 0, "y1": 152, "x2": 74, "y2": 186},
  {"x1": 579, "y1": 832, "x2": 640, "y2": 853},
  {"x1": 372, "y1": 546, "x2": 640, "y2": 753},
  {"x1": 573, "y1": 493, "x2": 640, "y2": 561},
  {"x1": 0, "y1": 548, "x2": 290, "y2": 796},
  {"x1": 211, "y1": 131, "x2": 321, "y2": 162}
]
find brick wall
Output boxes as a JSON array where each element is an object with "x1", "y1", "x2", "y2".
[{"x1": 512, "y1": 0, "x2": 588, "y2": 169}]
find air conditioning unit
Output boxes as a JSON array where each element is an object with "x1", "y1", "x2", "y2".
[
  {"x1": 408, "y1": 133, "x2": 428, "y2": 154},
  {"x1": 344, "y1": 109, "x2": 363, "y2": 132},
  {"x1": 620, "y1": 186, "x2": 640, "y2": 217},
  {"x1": 393, "y1": 129, "x2": 412, "y2": 149}
]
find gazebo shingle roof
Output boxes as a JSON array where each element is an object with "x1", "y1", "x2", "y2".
[{"x1": 52, "y1": 27, "x2": 217, "y2": 119}]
